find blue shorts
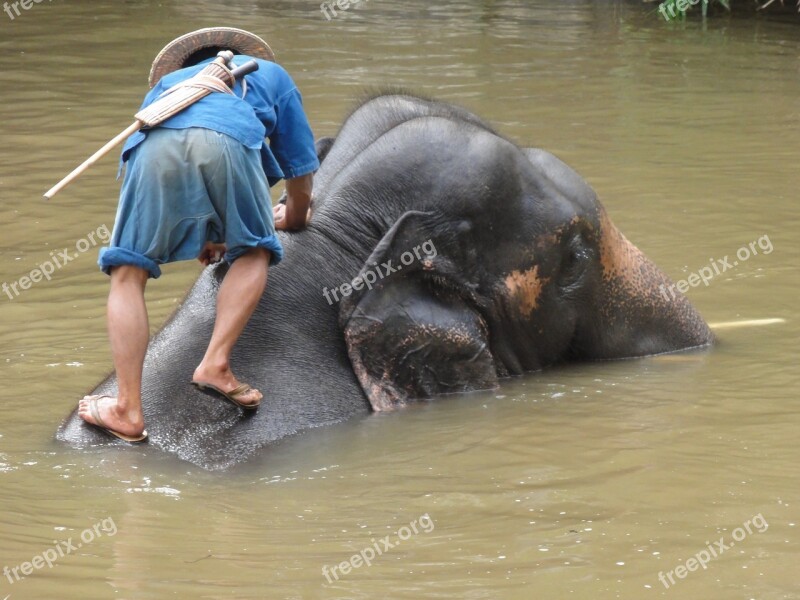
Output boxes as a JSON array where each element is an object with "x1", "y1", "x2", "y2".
[{"x1": 99, "y1": 127, "x2": 283, "y2": 279}]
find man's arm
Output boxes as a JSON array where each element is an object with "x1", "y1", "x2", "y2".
[{"x1": 274, "y1": 172, "x2": 313, "y2": 231}]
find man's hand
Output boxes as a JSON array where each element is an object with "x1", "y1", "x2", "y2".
[
  {"x1": 197, "y1": 242, "x2": 227, "y2": 266},
  {"x1": 273, "y1": 202, "x2": 286, "y2": 223},
  {"x1": 274, "y1": 173, "x2": 313, "y2": 231},
  {"x1": 273, "y1": 202, "x2": 311, "y2": 230}
]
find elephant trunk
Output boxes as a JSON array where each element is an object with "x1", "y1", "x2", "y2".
[{"x1": 580, "y1": 210, "x2": 714, "y2": 359}]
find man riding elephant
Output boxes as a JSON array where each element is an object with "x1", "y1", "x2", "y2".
[
  {"x1": 60, "y1": 92, "x2": 713, "y2": 470},
  {"x1": 78, "y1": 28, "x2": 319, "y2": 442}
]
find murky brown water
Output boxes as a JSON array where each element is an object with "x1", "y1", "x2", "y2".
[{"x1": 0, "y1": 1, "x2": 798, "y2": 598}]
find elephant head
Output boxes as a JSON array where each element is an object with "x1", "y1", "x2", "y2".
[{"x1": 329, "y1": 95, "x2": 713, "y2": 411}]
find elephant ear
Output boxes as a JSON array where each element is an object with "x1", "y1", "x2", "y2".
[
  {"x1": 278, "y1": 137, "x2": 335, "y2": 205},
  {"x1": 314, "y1": 136, "x2": 336, "y2": 164},
  {"x1": 339, "y1": 211, "x2": 499, "y2": 412}
]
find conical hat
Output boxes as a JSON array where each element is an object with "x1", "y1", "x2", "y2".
[{"x1": 148, "y1": 27, "x2": 274, "y2": 88}]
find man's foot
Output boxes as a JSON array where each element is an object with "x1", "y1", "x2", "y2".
[
  {"x1": 78, "y1": 395, "x2": 147, "y2": 442},
  {"x1": 191, "y1": 365, "x2": 263, "y2": 408}
]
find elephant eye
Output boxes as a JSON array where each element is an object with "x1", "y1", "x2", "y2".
[{"x1": 558, "y1": 234, "x2": 591, "y2": 289}]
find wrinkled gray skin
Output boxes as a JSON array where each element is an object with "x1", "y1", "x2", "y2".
[{"x1": 58, "y1": 94, "x2": 713, "y2": 470}]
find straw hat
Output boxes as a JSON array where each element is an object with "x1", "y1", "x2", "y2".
[{"x1": 148, "y1": 27, "x2": 274, "y2": 88}]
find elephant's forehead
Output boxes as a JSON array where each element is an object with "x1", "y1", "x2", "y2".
[{"x1": 503, "y1": 265, "x2": 546, "y2": 317}]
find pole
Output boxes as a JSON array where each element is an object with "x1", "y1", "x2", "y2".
[
  {"x1": 43, "y1": 58, "x2": 258, "y2": 200},
  {"x1": 43, "y1": 121, "x2": 142, "y2": 199}
]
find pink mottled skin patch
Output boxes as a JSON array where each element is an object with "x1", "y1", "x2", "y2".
[
  {"x1": 593, "y1": 207, "x2": 714, "y2": 354},
  {"x1": 598, "y1": 210, "x2": 645, "y2": 284},
  {"x1": 504, "y1": 265, "x2": 546, "y2": 316}
]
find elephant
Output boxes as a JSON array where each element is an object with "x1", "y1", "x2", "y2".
[{"x1": 57, "y1": 93, "x2": 713, "y2": 470}]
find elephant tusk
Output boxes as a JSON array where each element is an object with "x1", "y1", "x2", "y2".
[{"x1": 709, "y1": 318, "x2": 785, "y2": 330}]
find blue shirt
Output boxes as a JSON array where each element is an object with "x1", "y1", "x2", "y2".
[{"x1": 121, "y1": 55, "x2": 319, "y2": 187}]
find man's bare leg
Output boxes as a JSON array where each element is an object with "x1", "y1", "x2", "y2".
[
  {"x1": 192, "y1": 248, "x2": 269, "y2": 405},
  {"x1": 79, "y1": 265, "x2": 148, "y2": 436}
]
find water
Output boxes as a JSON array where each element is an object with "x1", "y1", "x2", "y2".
[{"x1": 0, "y1": 1, "x2": 798, "y2": 598}]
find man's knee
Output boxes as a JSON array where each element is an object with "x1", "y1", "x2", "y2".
[{"x1": 110, "y1": 265, "x2": 150, "y2": 286}]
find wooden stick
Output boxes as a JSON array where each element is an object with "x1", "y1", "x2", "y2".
[
  {"x1": 44, "y1": 121, "x2": 142, "y2": 199},
  {"x1": 43, "y1": 58, "x2": 258, "y2": 200}
]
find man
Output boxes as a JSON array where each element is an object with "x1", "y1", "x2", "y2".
[{"x1": 78, "y1": 28, "x2": 319, "y2": 442}]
